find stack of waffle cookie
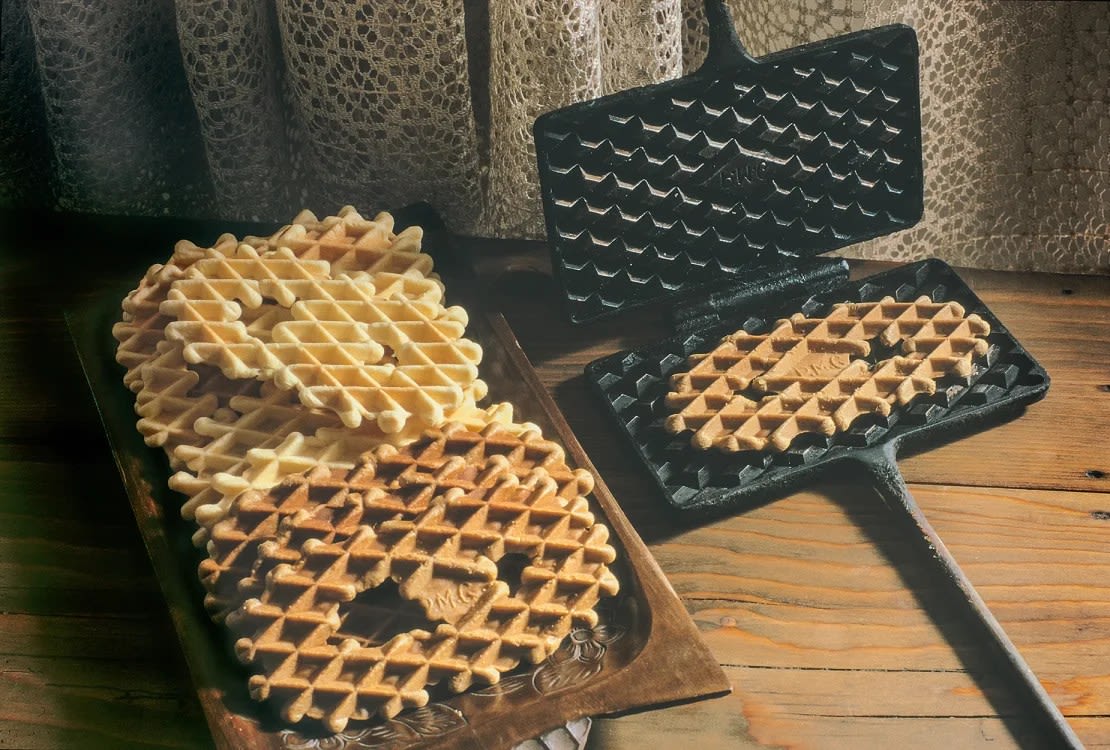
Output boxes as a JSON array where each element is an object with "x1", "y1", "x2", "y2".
[{"x1": 113, "y1": 207, "x2": 619, "y2": 731}]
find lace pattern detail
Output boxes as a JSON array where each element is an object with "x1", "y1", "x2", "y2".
[
  {"x1": 0, "y1": 0, "x2": 52, "y2": 206},
  {"x1": 2, "y1": 0, "x2": 1107, "y2": 272},
  {"x1": 846, "y1": 0, "x2": 1110, "y2": 273},
  {"x1": 276, "y1": 0, "x2": 483, "y2": 234},
  {"x1": 22, "y1": 0, "x2": 212, "y2": 216},
  {"x1": 175, "y1": 0, "x2": 293, "y2": 220}
]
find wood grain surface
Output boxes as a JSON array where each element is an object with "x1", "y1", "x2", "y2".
[{"x1": 2, "y1": 213, "x2": 1108, "y2": 749}]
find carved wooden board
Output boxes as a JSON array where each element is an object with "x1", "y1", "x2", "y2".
[{"x1": 67, "y1": 251, "x2": 730, "y2": 750}]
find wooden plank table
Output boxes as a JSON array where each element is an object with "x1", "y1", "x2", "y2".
[{"x1": 1, "y1": 213, "x2": 1108, "y2": 749}]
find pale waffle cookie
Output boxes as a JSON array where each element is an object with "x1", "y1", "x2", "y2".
[
  {"x1": 171, "y1": 382, "x2": 346, "y2": 528},
  {"x1": 116, "y1": 206, "x2": 437, "y2": 394},
  {"x1": 199, "y1": 413, "x2": 583, "y2": 620},
  {"x1": 268, "y1": 290, "x2": 486, "y2": 432},
  {"x1": 123, "y1": 241, "x2": 318, "y2": 464},
  {"x1": 131, "y1": 339, "x2": 263, "y2": 468},
  {"x1": 113, "y1": 233, "x2": 241, "y2": 392},
  {"x1": 250, "y1": 206, "x2": 435, "y2": 283},
  {"x1": 665, "y1": 296, "x2": 991, "y2": 452},
  {"x1": 226, "y1": 469, "x2": 618, "y2": 730},
  {"x1": 160, "y1": 244, "x2": 483, "y2": 432},
  {"x1": 116, "y1": 234, "x2": 304, "y2": 467}
]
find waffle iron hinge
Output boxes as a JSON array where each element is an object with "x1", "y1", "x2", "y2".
[{"x1": 667, "y1": 255, "x2": 850, "y2": 335}]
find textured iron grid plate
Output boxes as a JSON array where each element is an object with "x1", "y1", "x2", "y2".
[
  {"x1": 584, "y1": 259, "x2": 1049, "y2": 513},
  {"x1": 534, "y1": 23, "x2": 922, "y2": 323}
]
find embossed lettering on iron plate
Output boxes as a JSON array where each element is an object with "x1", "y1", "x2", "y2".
[{"x1": 707, "y1": 150, "x2": 773, "y2": 193}]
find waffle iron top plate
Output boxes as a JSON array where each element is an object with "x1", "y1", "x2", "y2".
[{"x1": 534, "y1": 15, "x2": 922, "y2": 323}]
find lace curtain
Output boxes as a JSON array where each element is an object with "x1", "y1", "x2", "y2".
[{"x1": 2, "y1": 0, "x2": 1107, "y2": 273}]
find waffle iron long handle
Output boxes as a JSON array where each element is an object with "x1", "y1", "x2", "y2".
[
  {"x1": 853, "y1": 445, "x2": 1084, "y2": 749},
  {"x1": 702, "y1": 0, "x2": 754, "y2": 71}
]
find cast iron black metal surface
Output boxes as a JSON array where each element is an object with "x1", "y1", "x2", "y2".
[
  {"x1": 534, "y1": 3, "x2": 921, "y2": 323},
  {"x1": 667, "y1": 255, "x2": 849, "y2": 334},
  {"x1": 584, "y1": 259, "x2": 1048, "y2": 514},
  {"x1": 547, "y1": 3, "x2": 1078, "y2": 743},
  {"x1": 584, "y1": 258, "x2": 1083, "y2": 747}
]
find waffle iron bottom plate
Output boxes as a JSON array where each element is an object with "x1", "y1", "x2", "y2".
[{"x1": 585, "y1": 258, "x2": 1049, "y2": 514}]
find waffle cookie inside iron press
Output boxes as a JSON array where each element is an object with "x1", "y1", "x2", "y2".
[{"x1": 665, "y1": 296, "x2": 991, "y2": 452}]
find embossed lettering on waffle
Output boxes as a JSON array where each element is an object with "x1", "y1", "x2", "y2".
[
  {"x1": 226, "y1": 471, "x2": 618, "y2": 730},
  {"x1": 665, "y1": 296, "x2": 991, "y2": 451}
]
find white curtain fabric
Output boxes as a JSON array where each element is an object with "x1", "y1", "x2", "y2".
[{"x1": 2, "y1": 0, "x2": 1107, "y2": 273}]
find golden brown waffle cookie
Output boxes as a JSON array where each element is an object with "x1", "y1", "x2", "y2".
[
  {"x1": 180, "y1": 402, "x2": 517, "y2": 552},
  {"x1": 199, "y1": 462, "x2": 372, "y2": 620},
  {"x1": 115, "y1": 207, "x2": 437, "y2": 394},
  {"x1": 160, "y1": 243, "x2": 483, "y2": 432},
  {"x1": 665, "y1": 296, "x2": 991, "y2": 452},
  {"x1": 199, "y1": 414, "x2": 581, "y2": 619},
  {"x1": 226, "y1": 469, "x2": 618, "y2": 729},
  {"x1": 350, "y1": 419, "x2": 595, "y2": 515}
]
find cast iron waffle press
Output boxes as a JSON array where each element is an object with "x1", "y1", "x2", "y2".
[
  {"x1": 585, "y1": 258, "x2": 1047, "y2": 514},
  {"x1": 533, "y1": 0, "x2": 921, "y2": 324},
  {"x1": 586, "y1": 262, "x2": 1071, "y2": 746},
  {"x1": 532, "y1": 2, "x2": 1080, "y2": 747}
]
